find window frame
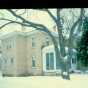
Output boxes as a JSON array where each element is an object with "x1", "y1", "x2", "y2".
[
  {"x1": 11, "y1": 57, "x2": 14, "y2": 64},
  {"x1": 46, "y1": 52, "x2": 54, "y2": 70},
  {"x1": 46, "y1": 37, "x2": 49, "y2": 46},
  {"x1": 32, "y1": 56, "x2": 36, "y2": 68},
  {"x1": 32, "y1": 36, "x2": 36, "y2": 48}
]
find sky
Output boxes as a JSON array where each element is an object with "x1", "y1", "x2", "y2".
[
  {"x1": 0, "y1": 9, "x2": 87, "y2": 38},
  {"x1": 0, "y1": 9, "x2": 56, "y2": 35}
]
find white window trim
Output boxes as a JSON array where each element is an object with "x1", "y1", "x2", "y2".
[
  {"x1": 32, "y1": 36, "x2": 36, "y2": 48},
  {"x1": 32, "y1": 56, "x2": 36, "y2": 68},
  {"x1": 43, "y1": 50, "x2": 60, "y2": 72}
]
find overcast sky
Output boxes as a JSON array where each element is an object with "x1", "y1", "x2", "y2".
[
  {"x1": 0, "y1": 9, "x2": 88, "y2": 37},
  {"x1": 0, "y1": 9, "x2": 56, "y2": 34}
]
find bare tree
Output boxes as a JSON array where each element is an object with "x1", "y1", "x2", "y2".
[
  {"x1": 0, "y1": 9, "x2": 85, "y2": 79},
  {"x1": 66, "y1": 8, "x2": 85, "y2": 79}
]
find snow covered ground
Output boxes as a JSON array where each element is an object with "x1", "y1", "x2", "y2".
[{"x1": 0, "y1": 74, "x2": 88, "y2": 88}]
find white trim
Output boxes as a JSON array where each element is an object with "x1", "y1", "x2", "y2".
[
  {"x1": 26, "y1": 30, "x2": 41, "y2": 36},
  {"x1": 42, "y1": 46, "x2": 60, "y2": 72},
  {"x1": 27, "y1": 30, "x2": 58, "y2": 37},
  {"x1": 0, "y1": 31, "x2": 26, "y2": 40},
  {"x1": 31, "y1": 36, "x2": 36, "y2": 48},
  {"x1": 42, "y1": 45, "x2": 77, "y2": 72},
  {"x1": 0, "y1": 30, "x2": 58, "y2": 40},
  {"x1": 32, "y1": 56, "x2": 36, "y2": 68},
  {"x1": 54, "y1": 51, "x2": 56, "y2": 71}
]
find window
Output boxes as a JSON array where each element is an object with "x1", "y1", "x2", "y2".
[
  {"x1": 9, "y1": 40, "x2": 12, "y2": 49},
  {"x1": 12, "y1": 40, "x2": 15, "y2": 48},
  {"x1": 4, "y1": 58, "x2": 7, "y2": 63},
  {"x1": 32, "y1": 56, "x2": 36, "y2": 67},
  {"x1": 56, "y1": 56, "x2": 60, "y2": 69},
  {"x1": 46, "y1": 52, "x2": 54, "y2": 70},
  {"x1": 7, "y1": 45, "x2": 9, "y2": 49},
  {"x1": 11, "y1": 58, "x2": 14, "y2": 63},
  {"x1": 46, "y1": 41, "x2": 49, "y2": 46},
  {"x1": 7, "y1": 44, "x2": 11, "y2": 50},
  {"x1": 9, "y1": 45, "x2": 11, "y2": 49},
  {"x1": 6, "y1": 40, "x2": 14, "y2": 50},
  {"x1": 32, "y1": 37, "x2": 36, "y2": 47},
  {"x1": 46, "y1": 53, "x2": 49, "y2": 70},
  {"x1": 50, "y1": 53, "x2": 54, "y2": 69},
  {"x1": 46, "y1": 37, "x2": 49, "y2": 46},
  {"x1": 72, "y1": 58, "x2": 76, "y2": 64}
]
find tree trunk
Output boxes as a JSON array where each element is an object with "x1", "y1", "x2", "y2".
[
  {"x1": 51, "y1": 35, "x2": 64, "y2": 77},
  {"x1": 56, "y1": 19, "x2": 70, "y2": 79}
]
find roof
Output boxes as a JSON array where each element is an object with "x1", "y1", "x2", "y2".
[
  {"x1": 0, "y1": 30, "x2": 59, "y2": 40},
  {"x1": 0, "y1": 31, "x2": 26, "y2": 40},
  {"x1": 26, "y1": 30, "x2": 58, "y2": 37}
]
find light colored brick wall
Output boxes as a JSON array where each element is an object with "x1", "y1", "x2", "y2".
[
  {"x1": 26, "y1": 32, "x2": 54, "y2": 75},
  {"x1": 15, "y1": 35, "x2": 28, "y2": 76},
  {"x1": 0, "y1": 31, "x2": 59, "y2": 76},
  {"x1": 1, "y1": 36, "x2": 17, "y2": 76}
]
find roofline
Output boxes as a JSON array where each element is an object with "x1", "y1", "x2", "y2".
[
  {"x1": 0, "y1": 30, "x2": 58, "y2": 40},
  {"x1": 26, "y1": 30, "x2": 58, "y2": 37},
  {"x1": 0, "y1": 31, "x2": 26, "y2": 40}
]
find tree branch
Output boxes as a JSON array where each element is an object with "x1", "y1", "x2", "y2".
[
  {"x1": 69, "y1": 18, "x2": 80, "y2": 42},
  {"x1": 0, "y1": 17, "x2": 56, "y2": 43},
  {"x1": 35, "y1": 9, "x2": 57, "y2": 23},
  {"x1": 16, "y1": 9, "x2": 27, "y2": 16},
  {"x1": 6, "y1": 9, "x2": 49, "y2": 30},
  {"x1": 77, "y1": 8, "x2": 85, "y2": 32},
  {"x1": 57, "y1": 8, "x2": 64, "y2": 28},
  {"x1": 46, "y1": 9, "x2": 57, "y2": 23},
  {"x1": 69, "y1": 8, "x2": 85, "y2": 41},
  {"x1": 0, "y1": 21, "x2": 15, "y2": 29},
  {"x1": 1, "y1": 10, "x2": 54, "y2": 37},
  {"x1": 0, "y1": 18, "x2": 45, "y2": 32},
  {"x1": 0, "y1": 18, "x2": 31, "y2": 28},
  {"x1": 67, "y1": 8, "x2": 85, "y2": 59}
]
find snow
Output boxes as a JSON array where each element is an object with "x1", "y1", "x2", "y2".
[{"x1": 0, "y1": 74, "x2": 88, "y2": 88}]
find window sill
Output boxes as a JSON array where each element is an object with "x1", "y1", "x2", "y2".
[
  {"x1": 32, "y1": 47, "x2": 36, "y2": 49},
  {"x1": 32, "y1": 67, "x2": 36, "y2": 69},
  {"x1": 44, "y1": 69, "x2": 61, "y2": 73}
]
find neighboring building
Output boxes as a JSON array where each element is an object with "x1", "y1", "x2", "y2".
[{"x1": 0, "y1": 30, "x2": 58, "y2": 76}]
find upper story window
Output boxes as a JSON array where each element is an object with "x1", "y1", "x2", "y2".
[
  {"x1": 32, "y1": 37, "x2": 36, "y2": 48},
  {"x1": 32, "y1": 56, "x2": 36, "y2": 67},
  {"x1": 6, "y1": 39, "x2": 14, "y2": 50},
  {"x1": 11, "y1": 57, "x2": 14, "y2": 64},
  {"x1": 7, "y1": 45, "x2": 11, "y2": 50},
  {"x1": 4, "y1": 58, "x2": 7, "y2": 63},
  {"x1": 46, "y1": 37, "x2": 49, "y2": 46}
]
